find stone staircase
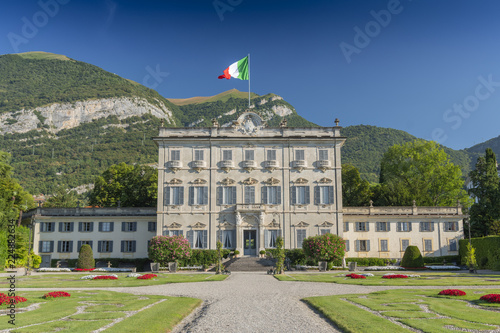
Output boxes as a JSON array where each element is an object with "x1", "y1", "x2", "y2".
[{"x1": 222, "y1": 257, "x2": 276, "y2": 272}]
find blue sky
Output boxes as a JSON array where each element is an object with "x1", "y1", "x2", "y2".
[{"x1": 2, "y1": 0, "x2": 500, "y2": 150}]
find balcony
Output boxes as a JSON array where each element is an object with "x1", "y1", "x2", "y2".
[
  {"x1": 264, "y1": 160, "x2": 279, "y2": 171},
  {"x1": 241, "y1": 160, "x2": 257, "y2": 172},
  {"x1": 317, "y1": 160, "x2": 331, "y2": 172},
  {"x1": 236, "y1": 204, "x2": 265, "y2": 212},
  {"x1": 168, "y1": 160, "x2": 182, "y2": 173},
  {"x1": 191, "y1": 160, "x2": 207, "y2": 172},
  {"x1": 220, "y1": 160, "x2": 234, "y2": 173},
  {"x1": 292, "y1": 160, "x2": 307, "y2": 171}
]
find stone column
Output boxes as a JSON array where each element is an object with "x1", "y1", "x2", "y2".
[
  {"x1": 259, "y1": 212, "x2": 266, "y2": 253},
  {"x1": 236, "y1": 212, "x2": 243, "y2": 254}
]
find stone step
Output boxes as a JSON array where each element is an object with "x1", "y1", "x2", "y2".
[{"x1": 223, "y1": 257, "x2": 276, "y2": 272}]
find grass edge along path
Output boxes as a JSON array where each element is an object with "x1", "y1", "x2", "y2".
[
  {"x1": 304, "y1": 289, "x2": 500, "y2": 333},
  {"x1": 0, "y1": 290, "x2": 201, "y2": 333}
]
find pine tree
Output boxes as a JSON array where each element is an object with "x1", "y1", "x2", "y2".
[{"x1": 468, "y1": 148, "x2": 500, "y2": 237}]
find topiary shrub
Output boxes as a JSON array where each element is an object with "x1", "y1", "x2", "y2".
[
  {"x1": 77, "y1": 244, "x2": 95, "y2": 269},
  {"x1": 401, "y1": 246, "x2": 424, "y2": 268}
]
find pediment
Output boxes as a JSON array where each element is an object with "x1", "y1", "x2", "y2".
[
  {"x1": 191, "y1": 178, "x2": 207, "y2": 185},
  {"x1": 242, "y1": 177, "x2": 258, "y2": 185},
  {"x1": 294, "y1": 177, "x2": 308, "y2": 184},
  {"x1": 266, "y1": 221, "x2": 280, "y2": 228},
  {"x1": 318, "y1": 221, "x2": 333, "y2": 228},
  {"x1": 220, "y1": 221, "x2": 234, "y2": 228},
  {"x1": 220, "y1": 177, "x2": 236, "y2": 185},
  {"x1": 167, "y1": 178, "x2": 183, "y2": 184},
  {"x1": 263, "y1": 177, "x2": 280, "y2": 185},
  {"x1": 295, "y1": 221, "x2": 309, "y2": 228},
  {"x1": 318, "y1": 177, "x2": 333, "y2": 184},
  {"x1": 190, "y1": 222, "x2": 207, "y2": 229},
  {"x1": 167, "y1": 222, "x2": 182, "y2": 229}
]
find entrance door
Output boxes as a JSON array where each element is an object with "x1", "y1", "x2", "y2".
[
  {"x1": 41, "y1": 255, "x2": 51, "y2": 268},
  {"x1": 243, "y1": 230, "x2": 257, "y2": 256}
]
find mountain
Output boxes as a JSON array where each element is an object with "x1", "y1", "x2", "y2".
[
  {"x1": 167, "y1": 88, "x2": 259, "y2": 106},
  {"x1": 0, "y1": 52, "x2": 313, "y2": 194}
]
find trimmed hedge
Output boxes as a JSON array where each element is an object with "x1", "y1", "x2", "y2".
[
  {"x1": 423, "y1": 255, "x2": 460, "y2": 265},
  {"x1": 178, "y1": 249, "x2": 231, "y2": 266},
  {"x1": 51, "y1": 258, "x2": 151, "y2": 272},
  {"x1": 76, "y1": 244, "x2": 94, "y2": 269},
  {"x1": 459, "y1": 236, "x2": 500, "y2": 269},
  {"x1": 344, "y1": 257, "x2": 396, "y2": 267},
  {"x1": 401, "y1": 246, "x2": 424, "y2": 268}
]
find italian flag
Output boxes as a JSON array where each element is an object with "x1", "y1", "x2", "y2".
[{"x1": 218, "y1": 56, "x2": 249, "y2": 80}]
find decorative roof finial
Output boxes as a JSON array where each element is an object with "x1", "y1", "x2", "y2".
[
  {"x1": 334, "y1": 118, "x2": 340, "y2": 126},
  {"x1": 160, "y1": 119, "x2": 164, "y2": 127},
  {"x1": 212, "y1": 118, "x2": 219, "y2": 128},
  {"x1": 280, "y1": 118, "x2": 287, "y2": 128}
]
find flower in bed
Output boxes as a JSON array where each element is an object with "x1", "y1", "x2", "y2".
[
  {"x1": 480, "y1": 294, "x2": 500, "y2": 303},
  {"x1": 81, "y1": 274, "x2": 118, "y2": 280},
  {"x1": 0, "y1": 293, "x2": 27, "y2": 305},
  {"x1": 43, "y1": 291, "x2": 71, "y2": 299},
  {"x1": 93, "y1": 275, "x2": 118, "y2": 280},
  {"x1": 137, "y1": 274, "x2": 158, "y2": 280},
  {"x1": 346, "y1": 274, "x2": 366, "y2": 279},
  {"x1": 438, "y1": 289, "x2": 466, "y2": 296},
  {"x1": 73, "y1": 268, "x2": 95, "y2": 272},
  {"x1": 382, "y1": 274, "x2": 408, "y2": 279}
]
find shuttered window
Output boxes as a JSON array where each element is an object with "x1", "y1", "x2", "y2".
[
  {"x1": 319, "y1": 150, "x2": 328, "y2": 160},
  {"x1": 97, "y1": 240, "x2": 113, "y2": 253},
  {"x1": 262, "y1": 186, "x2": 281, "y2": 205},
  {"x1": 222, "y1": 150, "x2": 232, "y2": 161},
  {"x1": 314, "y1": 186, "x2": 334, "y2": 205},
  {"x1": 194, "y1": 150, "x2": 204, "y2": 161},
  {"x1": 380, "y1": 239, "x2": 388, "y2": 252},
  {"x1": 189, "y1": 187, "x2": 208, "y2": 205},
  {"x1": 297, "y1": 229, "x2": 307, "y2": 247},
  {"x1": 171, "y1": 150, "x2": 180, "y2": 161},
  {"x1": 244, "y1": 186, "x2": 255, "y2": 204},
  {"x1": 164, "y1": 186, "x2": 184, "y2": 205},
  {"x1": 245, "y1": 150, "x2": 254, "y2": 161},
  {"x1": 121, "y1": 240, "x2": 136, "y2": 253},
  {"x1": 121, "y1": 222, "x2": 137, "y2": 232},
  {"x1": 217, "y1": 186, "x2": 237, "y2": 205},
  {"x1": 267, "y1": 150, "x2": 276, "y2": 160},
  {"x1": 291, "y1": 186, "x2": 310, "y2": 205}
]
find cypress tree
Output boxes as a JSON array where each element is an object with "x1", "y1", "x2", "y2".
[{"x1": 77, "y1": 244, "x2": 95, "y2": 269}]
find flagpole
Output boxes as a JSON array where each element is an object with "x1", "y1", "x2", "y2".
[{"x1": 248, "y1": 53, "x2": 250, "y2": 108}]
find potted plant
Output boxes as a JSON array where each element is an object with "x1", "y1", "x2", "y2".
[
  {"x1": 202, "y1": 264, "x2": 209, "y2": 272},
  {"x1": 233, "y1": 250, "x2": 240, "y2": 258},
  {"x1": 259, "y1": 250, "x2": 266, "y2": 258}
]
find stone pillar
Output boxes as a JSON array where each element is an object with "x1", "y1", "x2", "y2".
[
  {"x1": 236, "y1": 212, "x2": 243, "y2": 254},
  {"x1": 259, "y1": 212, "x2": 265, "y2": 252}
]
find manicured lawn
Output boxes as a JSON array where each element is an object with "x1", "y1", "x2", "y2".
[
  {"x1": 305, "y1": 289, "x2": 500, "y2": 333},
  {"x1": 3, "y1": 273, "x2": 227, "y2": 288},
  {"x1": 0, "y1": 290, "x2": 201, "y2": 332},
  {"x1": 275, "y1": 272, "x2": 500, "y2": 286}
]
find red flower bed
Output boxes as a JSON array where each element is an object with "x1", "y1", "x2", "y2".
[
  {"x1": 93, "y1": 275, "x2": 118, "y2": 280},
  {"x1": 73, "y1": 268, "x2": 95, "y2": 272},
  {"x1": 382, "y1": 274, "x2": 408, "y2": 279},
  {"x1": 137, "y1": 274, "x2": 157, "y2": 280},
  {"x1": 480, "y1": 294, "x2": 500, "y2": 303},
  {"x1": 346, "y1": 274, "x2": 366, "y2": 279},
  {"x1": 438, "y1": 289, "x2": 466, "y2": 296},
  {"x1": 0, "y1": 293, "x2": 27, "y2": 305},
  {"x1": 43, "y1": 291, "x2": 71, "y2": 299}
]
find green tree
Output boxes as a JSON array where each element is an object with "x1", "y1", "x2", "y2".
[
  {"x1": 274, "y1": 236, "x2": 285, "y2": 275},
  {"x1": 375, "y1": 140, "x2": 471, "y2": 207},
  {"x1": 342, "y1": 164, "x2": 372, "y2": 206},
  {"x1": 468, "y1": 148, "x2": 500, "y2": 237},
  {"x1": 43, "y1": 186, "x2": 80, "y2": 208},
  {"x1": 302, "y1": 233, "x2": 346, "y2": 265},
  {"x1": 89, "y1": 163, "x2": 157, "y2": 207},
  {"x1": 77, "y1": 244, "x2": 95, "y2": 269}
]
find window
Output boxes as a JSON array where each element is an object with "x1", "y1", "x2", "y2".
[
  {"x1": 245, "y1": 150, "x2": 254, "y2": 161},
  {"x1": 424, "y1": 239, "x2": 432, "y2": 252},
  {"x1": 164, "y1": 230, "x2": 183, "y2": 236},
  {"x1": 98, "y1": 240, "x2": 113, "y2": 253},
  {"x1": 220, "y1": 230, "x2": 235, "y2": 249},
  {"x1": 244, "y1": 186, "x2": 255, "y2": 204},
  {"x1": 295, "y1": 150, "x2": 305, "y2": 160},
  {"x1": 164, "y1": 186, "x2": 184, "y2": 205},
  {"x1": 40, "y1": 222, "x2": 55, "y2": 232},
  {"x1": 189, "y1": 186, "x2": 208, "y2": 205},
  {"x1": 356, "y1": 240, "x2": 370, "y2": 252},
  {"x1": 314, "y1": 186, "x2": 334, "y2": 205},
  {"x1": 78, "y1": 222, "x2": 93, "y2": 232},
  {"x1": 39, "y1": 241, "x2": 54, "y2": 253},
  {"x1": 355, "y1": 222, "x2": 369, "y2": 232},
  {"x1": 98, "y1": 222, "x2": 114, "y2": 232},
  {"x1": 345, "y1": 240, "x2": 350, "y2": 252},
  {"x1": 121, "y1": 240, "x2": 136, "y2": 253},
  {"x1": 171, "y1": 150, "x2": 180, "y2": 161},
  {"x1": 420, "y1": 222, "x2": 434, "y2": 232},
  {"x1": 343, "y1": 222, "x2": 349, "y2": 232},
  {"x1": 188, "y1": 230, "x2": 208, "y2": 249},
  {"x1": 59, "y1": 222, "x2": 74, "y2": 232},
  {"x1": 320, "y1": 229, "x2": 330, "y2": 235},
  {"x1": 262, "y1": 186, "x2": 281, "y2": 205},
  {"x1": 444, "y1": 222, "x2": 459, "y2": 232},
  {"x1": 222, "y1": 150, "x2": 232, "y2": 161},
  {"x1": 77, "y1": 241, "x2": 93, "y2": 251},
  {"x1": 449, "y1": 239, "x2": 458, "y2": 251},
  {"x1": 319, "y1": 150, "x2": 328, "y2": 160},
  {"x1": 297, "y1": 229, "x2": 307, "y2": 248},
  {"x1": 194, "y1": 150, "x2": 204, "y2": 161},
  {"x1": 218, "y1": 186, "x2": 237, "y2": 205},
  {"x1": 397, "y1": 222, "x2": 412, "y2": 232},
  {"x1": 291, "y1": 186, "x2": 310, "y2": 205},
  {"x1": 148, "y1": 222, "x2": 156, "y2": 232},
  {"x1": 122, "y1": 222, "x2": 137, "y2": 232},
  {"x1": 57, "y1": 241, "x2": 73, "y2": 253},
  {"x1": 401, "y1": 239, "x2": 410, "y2": 252},
  {"x1": 376, "y1": 222, "x2": 390, "y2": 232},
  {"x1": 265, "y1": 230, "x2": 280, "y2": 248},
  {"x1": 267, "y1": 150, "x2": 276, "y2": 160},
  {"x1": 380, "y1": 239, "x2": 388, "y2": 252}
]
